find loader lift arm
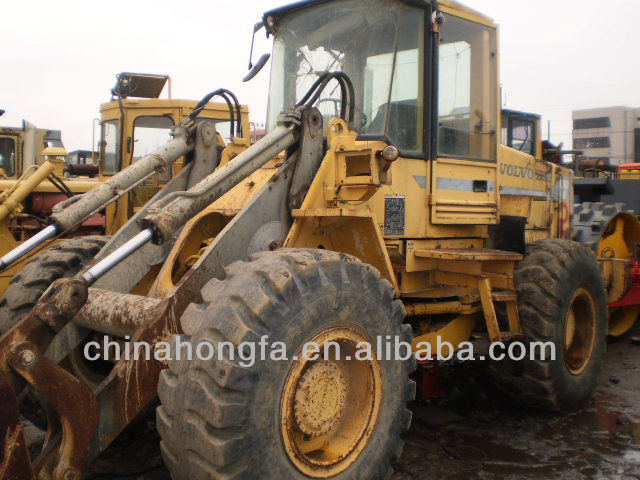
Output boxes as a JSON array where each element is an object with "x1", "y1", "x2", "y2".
[{"x1": 0, "y1": 73, "x2": 348, "y2": 479}]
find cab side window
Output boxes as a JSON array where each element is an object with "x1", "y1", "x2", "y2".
[
  {"x1": 132, "y1": 116, "x2": 174, "y2": 161},
  {"x1": 510, "y1": 118, "x2": 536, "y2": 156},
  {"x1": 437, "y1": 14, "x2": 498, "y2": 161},
  {"x1": 100, "y1": 120, "x2": 120, "y2": 175},
  {"x1": 0, "y1": 137, "x2": 16, "y2": 177}
]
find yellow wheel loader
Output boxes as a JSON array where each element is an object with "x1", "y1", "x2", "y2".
[{"x1": 0, "y1": 1, "x2": 626, "y2": 479}]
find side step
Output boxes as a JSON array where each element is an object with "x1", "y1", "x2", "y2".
[
  {"x1": 412, "y1": 247, "x2": 523, "y2": 343},
  {"x1": 414, "y1": 247, "x2": 523, "y2": 262},
  {"x1": 492, "y1": 291, "x2": 517, "y2": 302}
]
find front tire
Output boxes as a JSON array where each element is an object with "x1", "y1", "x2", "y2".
[
  {"x1": 0, "y1": 235, "x2": 108, "y2": 427},
  {"x1": 157, "y1": 249, "x2": 415, "y2": 479},
  {"x1": 493, "y1": 239, "x2": 607, "y2": 410}
]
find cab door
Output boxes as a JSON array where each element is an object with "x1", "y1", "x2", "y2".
[{"x1": 430, "y1": 11, "x2": 499, "y2": 225}]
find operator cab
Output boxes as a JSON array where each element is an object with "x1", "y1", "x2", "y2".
[
  {"x1": 263, "y1": 0, "x2": 498, "y2": 162},
  {"x1": 261, "y1": 0, "x2": 501, "y2": 225},
  {"x1": 501, "y1": 109, "x2": 540, "y2": 158}
]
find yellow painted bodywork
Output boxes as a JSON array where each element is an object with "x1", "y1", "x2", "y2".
[
  {"x1": 150, "y1": 160, "x2": 280, "y2": 297},
  {"x1": 412, "y1": 314, "x2": 477, "y2": 354},
  {"x1": 0, "y1": 164, "x2": 103, "y2": 295},
  {"x1": 0, "y1": 126, "x2": 63, "y2": 177},
  {"x1": 278, "y1": 113, "x2": 570, "y2": 351},
  {"x1": 0, "y1": 162, "x2": 55, "y2": 221},
  {"x1": 439, "y1": 0, "x2": 494, "y2": 27},
  {"x1": 593, "y1": 211, "x2": 640, "y2": 337}
]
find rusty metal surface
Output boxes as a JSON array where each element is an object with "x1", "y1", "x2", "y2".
[
  {"x1": 31, "y1": 278, "x2": 89, "y2": 333},
  {"x1": 0, "y1": 277, "x2": 168, "y2": 477},
  {"x1": 75, "y1": 129, "x2": 307, "y2": 457},
  {"x1": 87, "y1": 299, "x2": 177, "y2": 458},
  {"x1": 8, "y1": 341, "x2": 98, "y2": 480},
  {"x1": 0, "y1": 371, "x2": 35, "y2": 480},
  {"x1": 0, "y1": 278, "x2": 92, "y2": 479},
  {"x1": 75, "y1": 288, "x2": 164, "y2": 337},
  {"x1": 0, "y1": 107, "x2": 310, "y2": 475}
]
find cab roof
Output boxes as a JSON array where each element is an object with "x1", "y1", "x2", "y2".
[{"x1": 263, "y1": 0, "x2": 494, "y2": 30}]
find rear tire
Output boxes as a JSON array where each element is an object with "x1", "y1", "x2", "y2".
[
  {"x1": 493, "y1": 239, "x2": 607, "y2": 410},
  {"x1": 157, "y1": 249, "x2": 415, "y2": 480}
]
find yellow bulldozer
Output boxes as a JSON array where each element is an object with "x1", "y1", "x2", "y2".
[
  {"x1": 0, "y1": 72, "x2": 250, "y2": 302},
  {"x1": 1, "y1": 1, "x2": 635, "y2": 479}
]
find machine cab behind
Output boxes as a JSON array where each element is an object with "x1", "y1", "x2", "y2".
[{"x1": 98, "y1": 72, "x2": 251, "y2": 232}]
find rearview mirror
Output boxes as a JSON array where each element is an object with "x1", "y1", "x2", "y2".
[
  {"x1": 243, "y1": 53, "x2": 270, "y2": 82},
  {"x1": 244, "y1": 21, "x2": 269, "y2": 82}
]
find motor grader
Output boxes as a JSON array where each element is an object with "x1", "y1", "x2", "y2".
[
  {"x1": 0, "y1": 119, "x2": 98, "y2": 296},
  {"x1": 0, "y1": 72, "x2": 250, "y2": 302},
  {"x1": 0, "y1": 0, "x2": 623, "y2": 479}
]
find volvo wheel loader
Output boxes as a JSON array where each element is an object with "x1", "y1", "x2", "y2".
[{"x1": 0, "y1": 1, "x2": 618, "y2": 479}]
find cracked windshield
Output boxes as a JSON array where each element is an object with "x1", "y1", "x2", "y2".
[{"x1": 267, "y1": 0, "x2": 424, "y2": 154}]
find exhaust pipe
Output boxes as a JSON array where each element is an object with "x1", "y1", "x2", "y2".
[{"x1": 22, "y1": 120, "x2": 37, "y2": 168}]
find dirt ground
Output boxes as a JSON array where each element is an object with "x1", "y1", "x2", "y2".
[{"x1": 85, "y1": 325, "x2": 640, "y2": 480}]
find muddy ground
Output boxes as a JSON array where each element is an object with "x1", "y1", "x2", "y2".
[{"x1": 85, "y1": 325, "x2": 640, "y2": 480}]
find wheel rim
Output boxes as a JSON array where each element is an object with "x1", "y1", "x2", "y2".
[
  {"x1": 608, "y1": 306, "x2": 640, "y2": 337},
  {"x1": 280, "y1": 326, "x2": 382, "y2": 477},
  {"x1": 563, "y1": 288, "x2": 597, "y2": 375}
]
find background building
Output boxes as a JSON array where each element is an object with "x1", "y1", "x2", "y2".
[{"x1": 572, "y1": 107, "x2": 640, "y2": 166}]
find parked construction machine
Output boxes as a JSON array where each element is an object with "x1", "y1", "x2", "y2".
[
  {"x1": 572, "y1": 160, "x2": 640, "y2": 339},
  {"x1": 501, "y1": 109, "x2": 640, "y2": 342},
  {"x1": 0, "y1": 73, "x2": 250, "y2": 299},
  {"x1": 0, "y1": 120, "x2": 65, "y2": 179},
  {"x1": 0, "y1": 1, "x2": 628, "y2": 479},
  {"x1": 0, "y1": 119, "x2": 100, "y2": 296}
]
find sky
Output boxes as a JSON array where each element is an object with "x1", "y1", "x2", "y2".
[{"x1": 2, "y1": 0, "x2": 640, "y2": 152}]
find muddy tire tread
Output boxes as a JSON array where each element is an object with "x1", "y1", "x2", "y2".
[
  {"x1": 157, "y1": 248, "x2": 415, "y2": 480},
  {"x1": 0, "y1": 236, "x2": 108, "y2": 333},
  {"x1": 492, "y1": 239, "x2": 607, "y2": 410}
]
